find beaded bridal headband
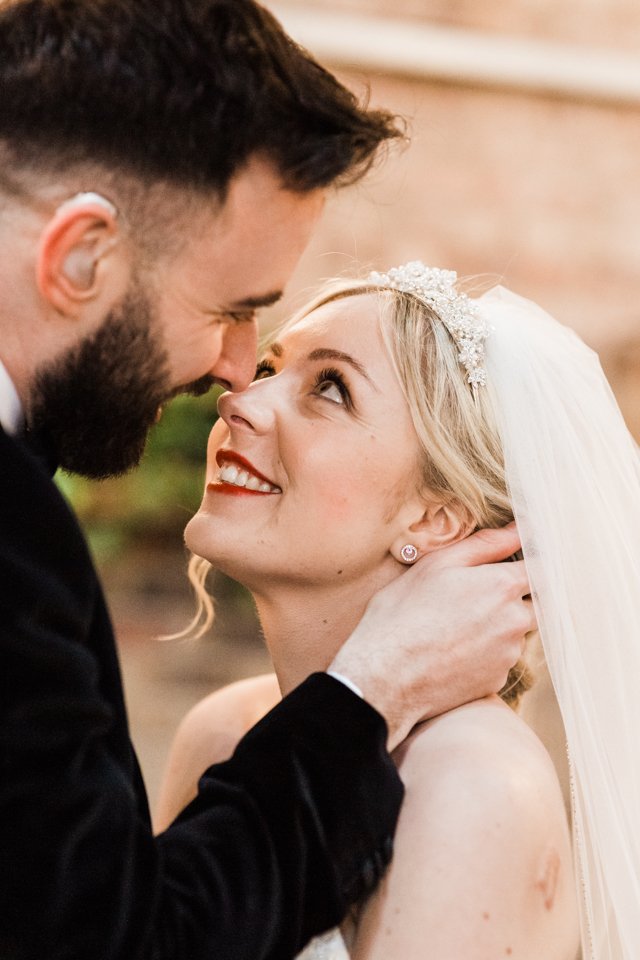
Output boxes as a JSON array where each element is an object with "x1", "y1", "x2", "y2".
[{"x1": 367, "y1": 261, "x2": 489, "y2": 388}]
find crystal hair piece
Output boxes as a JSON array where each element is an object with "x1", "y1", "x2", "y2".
[{"x1": 367, "y1": 261, "x2": 489, "y2": 388}]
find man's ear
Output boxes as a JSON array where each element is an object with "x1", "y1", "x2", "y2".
[
  {"x1": 36, "y1": 197, "x2": 125, "y2": 316},
  {"x1": 390, "y1": 499, "x2": 474, "y2": 564}
]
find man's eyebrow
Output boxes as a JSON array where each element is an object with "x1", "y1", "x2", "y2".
[{"x1": 230, "y1": 290, "x2": 283, "y2": 310}]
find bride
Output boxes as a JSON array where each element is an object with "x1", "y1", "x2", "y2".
[{"x1": 156, "y1": 263, "x2": 640, "y2": 959}]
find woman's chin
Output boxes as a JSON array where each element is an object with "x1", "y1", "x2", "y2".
[
  {"x1": 183, "y1": 511, "x2": 226, "y2": 565},
  {"x1": 184, "y1": 512, "x2": 257, "y2": 585}
]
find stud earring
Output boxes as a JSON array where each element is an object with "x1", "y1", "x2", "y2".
[{"x1": 400, "y1": 544, "x2": 418, "y2": 564}]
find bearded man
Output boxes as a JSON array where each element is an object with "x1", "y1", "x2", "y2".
[{"x1": 0, "y1": 1, "x2": 532, "y2": 958}]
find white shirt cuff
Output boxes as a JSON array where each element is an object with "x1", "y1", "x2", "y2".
[{"x1": 326, "y1": 671, "x2": 364, "y2": 699}]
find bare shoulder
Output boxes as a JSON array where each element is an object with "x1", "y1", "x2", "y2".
[
  {"x1": 397, "y1": 695, "x2": 563, "y2": 808},
  {"x1": 181, "y1": 672, "x2": 282, "y2": 753},
  {"x1": 154, "y1": 673, "x2": 281, "y2": 831},
  {"x1": 394, "y1": 696, "x2": 573, "y2": 880},
  {"x1": 351, "y1": 697, "x2": 579, "y2": 959}
]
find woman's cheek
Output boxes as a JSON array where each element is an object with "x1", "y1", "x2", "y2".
[
  {"x1": 312, "y1": 470, "x2": 373, "y2": 524},
  {"x1": 206, "y1": 421, "x2": 228, "y2": 480}
]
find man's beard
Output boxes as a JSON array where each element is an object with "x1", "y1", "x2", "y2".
[{"x1": 29, "y1": 282, "x2": 215, "y2": 479}]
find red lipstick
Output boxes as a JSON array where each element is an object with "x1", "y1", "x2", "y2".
[
  {"x1": 214, "y1": 449, "x2": 277, "y2": 485},
  {"x1": 207, "y1": 449, "x2": 281, "y2": 496}
]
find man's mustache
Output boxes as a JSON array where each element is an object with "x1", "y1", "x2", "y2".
[{"x1": 167, "y1": 374, "x2": 218, "y2": 400}]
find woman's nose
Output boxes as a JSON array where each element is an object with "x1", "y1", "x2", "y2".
[{"x1": 217, "y1": 377, "x2": 278, "y2": 435}]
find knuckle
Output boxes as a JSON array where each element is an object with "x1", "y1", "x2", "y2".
[
  {"x1": 472, "y1": 527, "x2": 495, "y2": 546},
  {"x1": 496, "y1": 568, "x2": 514, "y2": 597}
]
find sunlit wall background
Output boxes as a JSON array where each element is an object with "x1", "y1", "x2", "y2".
[{"x1": 62, "y1": 0, "x2": 640, "y2": 809}]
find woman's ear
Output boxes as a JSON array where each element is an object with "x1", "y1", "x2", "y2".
[
  {"x1": 36, "y1": 195, "x2": 126, "y2": 317},
  {"x1": 390, "y1": 499, "x2": 474, "y2": 564}
]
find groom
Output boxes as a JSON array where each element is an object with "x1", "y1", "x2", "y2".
[{"x1": 0, "y1": 1, "x2": 533, "y2": 958}]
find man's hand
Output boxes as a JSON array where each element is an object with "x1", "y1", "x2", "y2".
[{"x1": 328, "y1": 523, "x2": 534, "y2": 750}]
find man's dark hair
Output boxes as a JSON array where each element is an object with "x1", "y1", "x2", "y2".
[{"x1": 0, "y1": 0, "x2": 402, "y2": 195}]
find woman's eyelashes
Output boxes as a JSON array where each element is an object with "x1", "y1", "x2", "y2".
[
  {"x1": 312, "y1": 367, "x2": 353, "y2": 409},
  {"x1": 253, "y1": 358, "x2": 354, "y2": 411},
  {"x1": 254, "y1": 358, "x2": 276, "y2": 380}
]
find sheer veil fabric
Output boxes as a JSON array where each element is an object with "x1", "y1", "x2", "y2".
[{"x1": 479, "y1": 287, "x2": 640, "y2": 959}]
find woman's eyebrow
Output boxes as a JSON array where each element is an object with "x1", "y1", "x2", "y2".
[
  {"x1": 307, "y1": 347, "x2": 375, "y2": 386},
  {"x1": 264, "y1": 343, "x2": 377, "y2": 389}
]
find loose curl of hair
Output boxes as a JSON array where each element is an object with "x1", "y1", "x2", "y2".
[{"x1": 185, "y1": 278, "x2": 534, "y2": 709}]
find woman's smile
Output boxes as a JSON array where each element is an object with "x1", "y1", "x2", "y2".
[{"x1": 209, "y1": 448, "x2": 282, "y2": 496}]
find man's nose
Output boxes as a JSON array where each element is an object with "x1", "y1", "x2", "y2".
[{"x1": 211, "y1": 319, "x2": 258, "y2": 392}]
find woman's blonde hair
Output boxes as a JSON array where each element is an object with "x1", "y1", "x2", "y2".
[{"x1": 187, "y1": 277, "x2": 533, "y2": 707}]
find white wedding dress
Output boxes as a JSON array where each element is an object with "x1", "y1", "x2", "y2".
[{"x1": 296, "y1": 928, "x2": 349, "y2": 960}]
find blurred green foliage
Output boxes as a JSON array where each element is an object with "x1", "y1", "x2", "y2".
[{"x1": 56, "y1": 389, "x2": 222, "y2": 564}]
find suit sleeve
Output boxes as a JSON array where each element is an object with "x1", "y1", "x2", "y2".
[{"x1": 0, "y1": 441, "x2": 403, "y2": 960}]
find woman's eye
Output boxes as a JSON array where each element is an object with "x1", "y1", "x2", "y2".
[
  {"x1": 254, "y1": 359, "x2": 276, "y2": 381},
  {"x1": 317, "y1": 379, "x2": 345, "y2": 404},
  {"x1": 313, "y1": 368, "x2": 351, "y2": 408}
]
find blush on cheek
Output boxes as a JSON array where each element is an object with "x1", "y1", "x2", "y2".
[
  {"x1": 320, "y1": 491, "x2": 356, "y2": 521},
  {"x1": 312, "y1": 475, "x2": 374, "y2": 524}
]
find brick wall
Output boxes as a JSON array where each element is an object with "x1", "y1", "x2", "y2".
[
  {"x1": 265, "y1": 2, "x2": 640, "y2": 436},
  {"x1": 276, "y1": 0, "x2": 640, "y2": 51}
]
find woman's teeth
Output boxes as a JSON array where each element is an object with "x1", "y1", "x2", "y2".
[{"x1": 218, "y1": 463, "x2": 281, "y2": 493}]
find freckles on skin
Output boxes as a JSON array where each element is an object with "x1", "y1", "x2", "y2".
[
  {"x1": 308, "y1": 454, "x2": 379, "y2": 525},
  {"x1": 320, "y1": 490, "x2": 357, "y2": 522},
  {"x1": 282, "y1": 297, "x2": 423, "y2": 530},
  {"x1": 288, "y1": 418, "x2": 390, "y2": 526},
  {"x1": 200, "y1": 294, "x2": 427, "y2": 582}
]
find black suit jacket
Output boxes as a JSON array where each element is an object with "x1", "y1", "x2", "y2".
[{"x1": 0, "y1": 426, "x2": 403, "y2": 960}]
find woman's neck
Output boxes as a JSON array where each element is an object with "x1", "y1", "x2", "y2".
[{"x1": 253, "y1": 567, "x2": 398, "y2": 696}]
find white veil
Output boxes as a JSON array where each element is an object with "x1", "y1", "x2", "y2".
[{"x1": 478, "y1": 287, "x2": 640, "y2": 959}]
